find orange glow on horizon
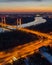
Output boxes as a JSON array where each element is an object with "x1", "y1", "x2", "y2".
[{"x1": 0, "y1": 6, "x2": 52, "y2": 13}]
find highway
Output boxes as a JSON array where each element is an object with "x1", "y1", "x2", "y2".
[
  {"x1": 0, "y1": 22, "x2": 52, "y2": 39},
  {"x1": 0, "y1": 23, "x2": 52, "y2": 65},
  {"x1": 0, "y1": 39, "x2": 52, "y2": 65}
]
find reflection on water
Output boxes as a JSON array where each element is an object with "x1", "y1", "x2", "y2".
[
  {"x1": 0, "y1": 28, "x2": 9, "y2": 33},
  {"x1": 0, "y1": 28, "x2": 3, "y2": 32}
]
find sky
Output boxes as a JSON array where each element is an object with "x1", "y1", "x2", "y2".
[{"x1": 0, "y1": 0, "x2": 52, "y2": 12}]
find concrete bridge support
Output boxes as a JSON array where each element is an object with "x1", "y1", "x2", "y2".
[
  {"x1": 16, "y1": 18, "x2": 22, "y2": 28},
  {"x1": 1, "y1": 16, "x2": 6, "y2": 32},
  {"x1": 1, "y1": 17, "x2": 6, "y2": 24}
]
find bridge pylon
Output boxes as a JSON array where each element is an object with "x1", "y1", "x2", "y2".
[
  {"x1": 1, "y1": 16, "x2": 6, "y2": 27},
  {"x1": 16, "y1": 18, "x2": 22, "y2": 28}
]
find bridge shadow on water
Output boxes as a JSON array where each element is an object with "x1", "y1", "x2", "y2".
[{"x1": 0, "y1": 30, "x2": 38, "y2": 51}]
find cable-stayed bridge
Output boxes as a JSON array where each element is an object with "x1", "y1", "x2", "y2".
[{"x1": 0, "y1": 17, "x2": 52, "y2": 65}]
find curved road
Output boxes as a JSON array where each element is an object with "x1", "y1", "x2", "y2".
[{"x1": 0, "y1": 23, "x2": 52, "y2": 65}]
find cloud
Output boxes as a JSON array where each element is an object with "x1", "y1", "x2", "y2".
[
  {"x1": 0, "y1": 0, "x2": 42, "y2": 2},
  {"x1": 0, "y1": 0, "x2": 51, "y2": 2}
]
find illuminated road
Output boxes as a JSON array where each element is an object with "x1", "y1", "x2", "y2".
[
  {"x1": 0, "y1": 22, "x2": 52, "y2": 39},
  {"x1": 18, "y1": 28, "x2": 52, "y2": 40},
  {"x1": 0, "y1": 39, "x2": 52, "y2": 65},
  {"x1": 0, "y1": 23, "x2": 52, "y2": 65}
]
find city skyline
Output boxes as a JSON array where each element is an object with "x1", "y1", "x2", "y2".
[{"x1": 0, "y1": 0, "x2": 52, "y2": 12}]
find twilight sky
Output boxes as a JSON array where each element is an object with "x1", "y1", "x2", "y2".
[{"x1": 0, "y1": 0, "x2": 52, "y2": 12}]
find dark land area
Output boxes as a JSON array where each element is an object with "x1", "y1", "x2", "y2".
[{"x1": 0, "y1": 30, "x2": 38, "y2": 50}]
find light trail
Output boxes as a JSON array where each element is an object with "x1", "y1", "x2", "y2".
[
  {"x1": 0, "y1": 22, "x2": 52, "y2": 39},
  {"x1": 18, "y1": 28, "x2": 52, "y2": 40},
  {"x1": 0, "y1": 23, "x2": 52, "y2": 65},
  {"x1": 0, "y1": 39, "x2": 52, "y2": 65}
]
